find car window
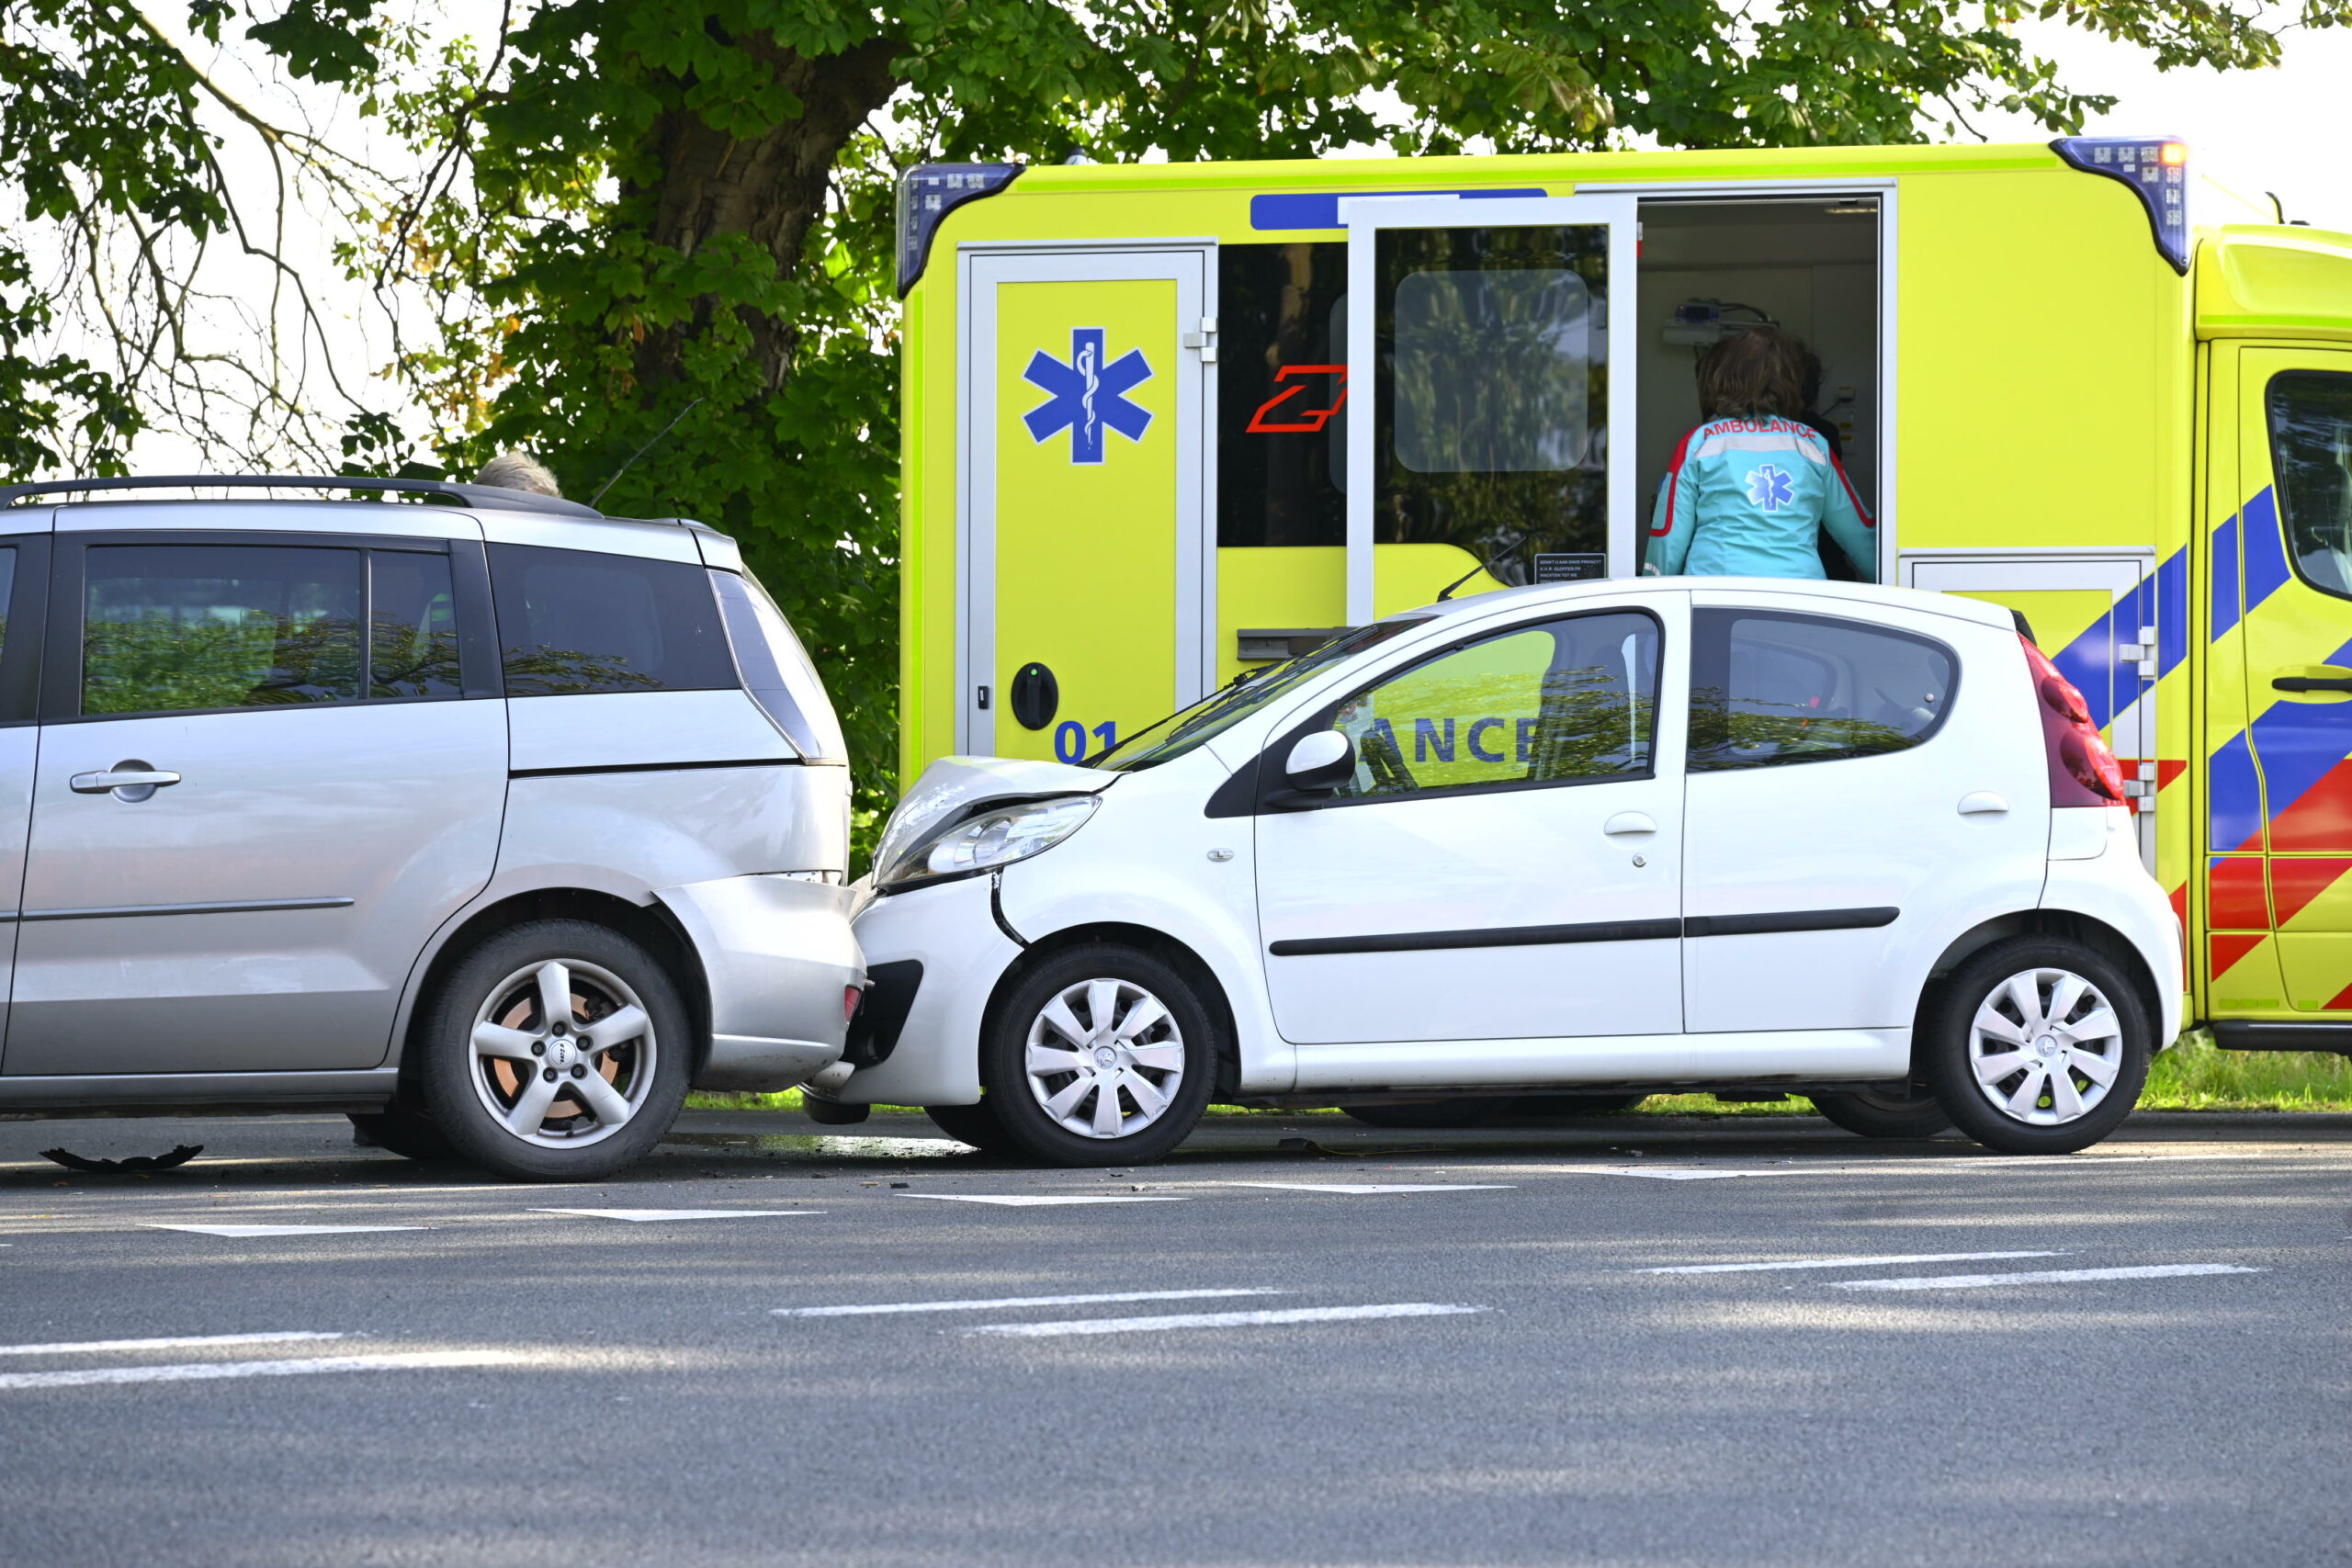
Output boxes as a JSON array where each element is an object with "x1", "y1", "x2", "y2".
[
  {"x1": 1687, "y1": 608, "x2": 1954, "y2": 772},
  {"x1": 83, "y1": 544, "x2": 365, "y2": 714},
  {"x1": 369, "y1": 551, "x2": 463, "y2": 699},
  {"x1": 2267, "y1": 369, "x2": 2352, "y2": 599},
  {"x1": 489, "y1": 543, "x2": 734, "y2": 697},
  {"x1": 1328, "y1": 610, "x2": 1660, "y2": 800}
]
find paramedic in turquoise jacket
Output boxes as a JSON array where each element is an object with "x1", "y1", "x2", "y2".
[{"x1": 1647, "y1": 326, "x2": 1876, "y2": 581}]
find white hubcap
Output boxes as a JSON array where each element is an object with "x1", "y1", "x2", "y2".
[
  {"x1": 1967, "y1": 965, "x2": 2123, "y2": 1126},
  {"x1": 467, "y1": 957, "x2": 657, "y2": 1148},
  {"x1": 1023, "y1": 977, "x2": 1186, "y2": 1139}
]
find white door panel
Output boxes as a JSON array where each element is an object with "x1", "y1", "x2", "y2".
[
  {"x1": 1680, "y1": 600, "x2": 2047, "y2": 1033},
  {"x1": 1258, "y1": 777, "x2": 1684, "y2": 1043},
  {"x1": 1257, "y1": 599, "x2": 1685, "y2": 1049}
]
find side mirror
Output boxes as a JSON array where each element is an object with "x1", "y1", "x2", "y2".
[{"x1": 1282, "y1": 729, "x2": 1355, "y2": 795}]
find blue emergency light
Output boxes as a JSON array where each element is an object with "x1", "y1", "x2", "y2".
[
  {"x1": 2051, "y1": 138, "x2": 2190, "y2": 275},
  {"x1": 897, "y1": 163, "x2": 1023, "y2": 297}
]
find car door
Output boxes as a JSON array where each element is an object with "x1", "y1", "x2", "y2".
[
  {"x1": 1255, "y1": 599, "x2": 1685, "y2": 1045},
  {"x1": 1679, "y1": 594, "x2": 2047, "y2": 1034},
  {"x1": 4, "y1": 525, "x2": 507, "y2": 1077}
]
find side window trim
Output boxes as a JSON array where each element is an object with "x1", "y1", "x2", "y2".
[
  {"x1": 39, "y1": 530, "x2": 475, "y2": 724},
  {"x1": 0, "y1": 533, "x2": 49, "y2": 727},
  {"x1": 1250, "y1": 604, "x2": 1666, "y2": 814}
]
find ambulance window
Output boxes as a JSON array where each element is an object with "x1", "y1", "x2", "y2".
[
  {"x1": 1218, "y1": 243, "x2": 1349, "y2": 547},
  {"x1": 1373, "y1": 224, "x2": 1611, "y2": 579},
  {"x1": 2267, "y1": 370, "x2": 2352, "y2": 600},
  {"x1": 1329, "y1": 610, "x2": 1659, "y2": 801},
  {"x1": 1687, "y1": 609, "x2": 1954, "y2": 772}
]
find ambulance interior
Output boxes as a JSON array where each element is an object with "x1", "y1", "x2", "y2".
[{"x1": 1634, "y1": 197, "x2": 1883, "y2": 576}]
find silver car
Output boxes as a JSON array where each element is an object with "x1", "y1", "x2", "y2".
[{"x1": 0, "y1": 475, "x2": 864, "y2": 1179}]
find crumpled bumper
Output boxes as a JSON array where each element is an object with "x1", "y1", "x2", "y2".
[{"x1": 655, "y1": 873, "x2": 865, "y2": 1091}]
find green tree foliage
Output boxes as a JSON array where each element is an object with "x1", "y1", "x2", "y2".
[{"x1": 7, "y1": 0, "x2": 2348, "y2": 840}]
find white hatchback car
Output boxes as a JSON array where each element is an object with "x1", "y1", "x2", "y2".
[{"x1": 832, "y1": 579, "x2": 2180, "y2": 1165}]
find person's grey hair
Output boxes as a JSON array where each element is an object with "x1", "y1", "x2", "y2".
[{"x1": 475, "y1": 449, "x2": 560, "y2": 498}]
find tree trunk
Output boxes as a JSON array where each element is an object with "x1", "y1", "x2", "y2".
[{"x1": 628, "y1": 31, "x2": 901, "y2": 391}]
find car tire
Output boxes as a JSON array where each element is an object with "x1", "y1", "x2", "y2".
[
  {"x1": 1338, "y1": 1098, "x2": 1513, "y2": 1128},
  {"x1": 1808, "y1": 1085, "x2": 1951, "y2": 1139},
  {"x1": 346, "y1": 1108, "x2": 458, "y2": 1162},
  {"x1": 924, "y1": 1100, "x2": 1012, "y2": 1152},
  {"x1": 415, "y1": 919, "x2": 693, "y2": 1182},
  {"x1": 978, "y1": 944, "x2": 1217, "y2": 1167},
  {"x1": 1922, "y1": 937, "x2": 2152, "y2": 1156}
]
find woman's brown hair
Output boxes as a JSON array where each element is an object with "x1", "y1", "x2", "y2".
[{"x1": 1696, "y1": 325, "x2": 1804, "y2": 421}]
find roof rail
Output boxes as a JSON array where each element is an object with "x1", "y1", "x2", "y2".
[{"x1": 0, "y1": 474, "x2": 602, "y2": 520}]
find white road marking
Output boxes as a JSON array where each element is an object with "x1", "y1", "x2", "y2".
[
  {"x1": 0, "y1": 1331, "x2": 347, "y2": 1357},
  {"x1": 1640, "y1": 1250, "x2": 2066, "y2": 1275},
  {"x1": 1217, "y1": 1182, "x2": 1515, "y2": 1194},
  {"x1": 1834, "y1": 1263, "x2": 2264, "y2": 1292},
  {"x1": 143, "y1": 1224, "x2": 431, "y2": 1237},
  {"x1": 1576, "y1": 1167, "x2": 1770, "y2": 1181},
  {"x1": 900, "y1": 1194, "x2": 1191, "y2": 1207},
  {"x1": 967, "y1": 1303, "x2": 1487, "y2": 1337},
  {"x1": 529, "y1": 1209, "x2": 820, "y2": 1223},
  {"x1": 0, "y1": 1349, "x2": 526, "y2": 1391},
  {"x1": 775, "y1": 1288, "x2": 1283, "y2": 1318}
]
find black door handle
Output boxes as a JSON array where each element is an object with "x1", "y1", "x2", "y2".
[{"x1": 2274, "y1": 676, "x2": 2352, "y2": 694}]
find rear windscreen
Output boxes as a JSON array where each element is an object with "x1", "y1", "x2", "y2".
[{"x1": 488, "y1": 543, "x2": 734, "y2": 697}]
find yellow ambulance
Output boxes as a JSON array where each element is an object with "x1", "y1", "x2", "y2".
[{"x1": 891, "y1": 138, "x2": 2352, "y2": 1057}]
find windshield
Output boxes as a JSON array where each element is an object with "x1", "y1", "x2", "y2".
[{"x1": 1092, "y1": 619, "x2": 1434, "y2": 772}]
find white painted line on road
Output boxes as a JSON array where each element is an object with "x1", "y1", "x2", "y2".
[
  {"x1": 0, "y1": 1349, "x2": 526, "y2": 1391},
  {"x1": 1217, "y1": 1182, "x2": 1515, "y2": 1194},
  {"x1": 967, "y1": 1303, "x2": 1487, "y2": 1337},
  {"x1": 1834, "y1": 1263, "x2": 2264, "y2": 1292},
  {"x1": 776, "y1": 1288, "x2": 1282, "y2": 1318},
  {"x1": 529, "y1": 1209, "x2": 820, "y2": 1223},
  {"x1": 142, "y1": 1224, "x2": 431, "y2": 1237},
  {"x1": 0, "y1": 1331, "x2": 347, "y2": 1357},
  {"x1": 901, "y1": 1194, "x2": 1191, "y2": 1207},
  {"x1": 1641, "y1": 1250, "x2": 2066, "y2": 1275}
]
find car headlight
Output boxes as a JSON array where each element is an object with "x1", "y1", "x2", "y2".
[{"x1": 875, "y1": 795, "x2": 1100, "y2": 891}]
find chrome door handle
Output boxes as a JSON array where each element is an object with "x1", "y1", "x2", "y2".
[
  {"x1": 1602, "y1": 811, "x2": 1659, "y2": 836},
  {"x1": 1957, "y1": 791, "x2": 2009, "y2": 816},
  {"x1": 71, "y1": 762, "x2": 181, "y2": 801}
]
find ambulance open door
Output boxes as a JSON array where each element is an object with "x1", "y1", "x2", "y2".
[{"x1": 1338, "y1": 194, "x2": 1639, "y2": 625}]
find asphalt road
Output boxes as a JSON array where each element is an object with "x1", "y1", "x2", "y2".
[{"x1": 0, "y1": 1106, "x2": 2346, "y2": 1568}]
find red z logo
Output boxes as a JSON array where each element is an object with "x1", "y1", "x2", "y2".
[{"x1": 1246, "y1": 365, "x2": 1349, "y2": 434}]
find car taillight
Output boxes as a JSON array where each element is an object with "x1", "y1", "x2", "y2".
[
  {"x1": 2020, "y1": 636, "x2": 2126, "y2": 806},
  {"x1": 844, "y1": 987, "x2": 864, "y2": 1023}
]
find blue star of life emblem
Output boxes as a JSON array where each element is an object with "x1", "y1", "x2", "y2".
[
  {"x1": 1023, "y1": 327, "x2": 1153, "y2": 465},
  {"x1": 1747, "y1": 463, "x2": 1796, "y2": 512}
]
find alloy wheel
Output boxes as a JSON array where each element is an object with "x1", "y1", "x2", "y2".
[
  {"x1": 1022, "y1": 976, "x2": 1187, "y2": 1139},
  {"x1": 467, "y1": 957, "x2": 658, "y2": 1148},
  {"x1": 1966, "y1": 965, "x2": 2124, "y2": 1126}
]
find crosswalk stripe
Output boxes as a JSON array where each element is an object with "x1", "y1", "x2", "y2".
[
  {"x1": 1216, "y1": 1183, "x2": 1514, "y2": 1194},
  {"x1": 0, "y1": 1350, "x2": 526, "y2": 1391},
  {"x1": 529, "y1": 1209, "x2": 820, "y2": 1222},
  {"x1": 775, "y1": 1289, "x2": 1280, "y2": 1318},
  {"x1": 143, "y1": 1224, "x2": 430, "y2": 1237},
  {"x1": 900, "y1": 1194, "x2": 1190, "y2": 1207},
  {"x1": 1833, "y1": 1263, "x2": 2263, "y2": 1292},
  {"x1": 966, "y1": 1303, "x2": 1486, "y2": 1337},
  {"x1": 1640, "y1": 1250, "x2": 2064, "y2": 1275},
  {"x1": 0, "y1": 1331, "x2": 346, "y2": 1357}
]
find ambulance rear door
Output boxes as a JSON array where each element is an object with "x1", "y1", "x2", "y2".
[
  {"x1": 961, "y1": 247, "x2": 1212, "y2": 761},
  {"x1": 1339, "y1": 195, "x2": 1640, "y2": 626}
]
